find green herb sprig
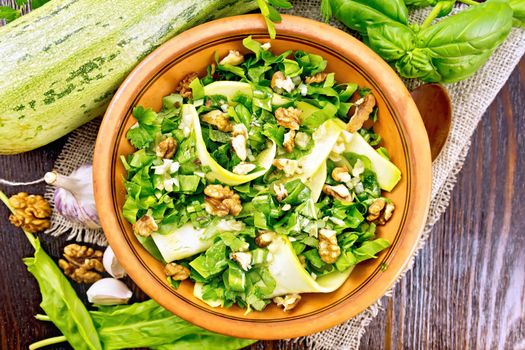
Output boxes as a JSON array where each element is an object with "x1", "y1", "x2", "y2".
[{"x1": 320, "y1": 0, "x2": 523, "y2": 83}]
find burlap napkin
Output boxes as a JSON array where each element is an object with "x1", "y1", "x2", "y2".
[{"x1": 37, "y1": 2, "x2": 525, "y2": 349}]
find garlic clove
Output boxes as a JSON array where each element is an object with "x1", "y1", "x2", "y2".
[
  {"x1": 103, "y1": 245, "x2": 126, "y2": 279},
  {"x1": 86, "y1": 278, "x2": 132, "y2": 305},
  {"x1": 44, "y1": 165, "x2": 101, "y2": 229}
]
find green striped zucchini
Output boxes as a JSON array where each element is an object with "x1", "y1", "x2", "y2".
[{"x1": 0, "y1": 0, "x2": 258, "y2": 154}]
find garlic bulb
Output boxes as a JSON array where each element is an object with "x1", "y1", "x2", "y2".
[
  {"x1": 103, "y1": 246, "x2": 126, "y2": 279},
  {"x1": 44, "y1": 165, "x2": 100, "y2": 229},
  {"x1": 86, "y1": 278, "x2": 132, "y2": 305}
]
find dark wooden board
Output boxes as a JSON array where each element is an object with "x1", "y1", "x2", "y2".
[{"x1": 0, "y1": 6, "x2": 523, "y2": 348}]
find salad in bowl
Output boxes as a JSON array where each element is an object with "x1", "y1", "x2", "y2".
[{"x1": 121, "y1": 36, "x2": 401, "y2": 313}]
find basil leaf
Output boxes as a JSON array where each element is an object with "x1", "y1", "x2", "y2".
[
  {"x1": 430, "y1": 50, "x2": 493, "y2": 83},
  {"x1": 394, "y1": 48, "x2": 436, "y2": 80},
  {"x1": 24, "y1": 238, "x2": 103, "y2": 350},
  {"x1": 329, "y1": 0, "x2": 409, "y2": 34},
  {"x1": 367, "y1": 22, "x2": 416, "y2": 61},
  {"x1": 418, "y1": 1, "x2": 513, "y2": 58},
  {"x1": 510, "y1": 0, "x2": 525, "y2": 28}
]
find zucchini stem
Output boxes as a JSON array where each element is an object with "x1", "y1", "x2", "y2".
[
  {"x1": 29, "y1": 336, "x2": 67, "y2": 350},
  {"x1": 421, "y1": 2, "x2": 444, "y2": 29}
]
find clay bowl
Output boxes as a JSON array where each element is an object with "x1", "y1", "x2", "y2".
[{"x1": 94, "y1": 14, "x2": 431, "y2": 340}]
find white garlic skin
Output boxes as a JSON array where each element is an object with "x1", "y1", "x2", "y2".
[
  {"x1": 45, "y1": 165, "x2": 100, "y2": 229},
  {"x1": 103, "y1": 245, "x2": 126, "y2": 279},
  {"x1": 86, "y1": 278, "x2": 132, "y2": 305}
]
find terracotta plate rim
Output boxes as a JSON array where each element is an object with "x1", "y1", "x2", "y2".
[{"x1": 93, "y1": 14, "x2": 431, "y2": 339}]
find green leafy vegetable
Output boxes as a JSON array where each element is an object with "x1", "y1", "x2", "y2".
[
  {"x1": 91, "y1": 300, "x2": 255, "y2": 349},
  {"x1": 0, "y1": 191, "x2": 254, "y2": 350},
  {"x1": 321, "y1": 0, "x2": 517, "y2": 83}
]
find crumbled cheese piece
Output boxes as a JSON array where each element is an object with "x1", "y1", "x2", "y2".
[
  {"x1": 152, "y1": 159, "x2": 180, "y2": 175},
  {"x1": 230, "y1": 252, "x2": 252, "y2": 271},
  {"x1": 352, "y1": 159, "x2": 365, "y2": 177},
  {"x1": 179, "y1": 111, "x2": 193, "y2": 137},
  {"x1": 282, "y1": 203, "x2": 292, "y2": 211},
  {"x1": 298, "y1": 83, "x2": 308, "y2": 96},
  {"x1": 220, "y1": 104, "x2": 229, "y2": 112},
  {"x1": 295, "y1": 132, "x2": 310, "y2": 149},
  {"x1": 261, "y1": 42, "x2": 271, "y2": 50},
  {"x1": 217, "y1": 219, "x2": 245, "y2": 232},
  {"x1": 162, "y1": 177, "x2": 179, "y2": 192},
  {"x1": 275, "y1": 76, "x2": 295, "y2": 93},
  {"x1": 232, "y1": 162, "x2": 256, "y2": 175},
  {"x1": 219, "y1": 50, "x2": 244, "y2": 66}
]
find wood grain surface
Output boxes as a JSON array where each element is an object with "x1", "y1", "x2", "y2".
[{"x1": 1, "y1": 10, "x2": 524, "y2": 350}]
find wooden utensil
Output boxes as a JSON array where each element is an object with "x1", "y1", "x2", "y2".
[{"x1": 411, "y1": 83, "x2": 452, "y2": 161}]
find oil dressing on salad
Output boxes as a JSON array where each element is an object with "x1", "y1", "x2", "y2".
[{"x1": 121, "y1": 36, "x2": 401, "y2": 312}]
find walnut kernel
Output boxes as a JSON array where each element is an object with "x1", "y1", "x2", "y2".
[
  {"x1": 347, "y1": 93, "x2": 376, "y2": 133},
  {"x1": 271, "y1": 71, "x2": 285, "y2": 89},
  {"x1": 275, "y1": 107, "x2": 302, "y2": 130},
  {"x1": 318, "y1": 229, "x2": 341, "y2": 264},
  {"x1": 255, "y1": 230, "x2": 275, "y2": 248},
  {"x1": 332, "y1": 166, "x2": 351, "y2": 183},
  {"x1": 231, "y1": 252, "x2": 252, "y2": 271},
  {"x1": 133, "y1": 214, "x2": 158, "y2": 237},
  {"x1": 156, "y1": 137, "x2": 177, "y2": 159},
  {"x1": 59, "y1": 244, "x2": 104, "y2": 283},
  {"x1": 273, "y1": 293, "x2": 301, "y2": 311},
  {"x1": 305, "y1": 72, "x2": 328, "y2": 84},
  {"x1": 367, "y1": 198, "x2": 386, "y2": 222},
  {"x1": 175, "y1": 72, "x2": 199, "y2": 99},
  {"x1": 165, "y1": 263, "x2": 190, "y2": 280},
  {"x1": 374, "y1": 201, "x2": 395, "y2": 225},
  {"x1": 322, "y1": 184, "x2": 353, "y2": 202},
  {"x1": 8, "y1": 192, "x2": 51, "y2": 233},
  {"x1": 202, "y1": 110, "x2": 233, "y2": 132},
  {"x1": 204, "y1": 185, "x2": 242, "y2": 217}
]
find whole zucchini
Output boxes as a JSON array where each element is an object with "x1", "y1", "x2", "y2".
[{"x1": 0, "y1": 0, "x2": 258, "y2": 154}]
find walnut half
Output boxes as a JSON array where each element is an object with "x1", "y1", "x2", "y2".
[
  {"x1": 204, "y1": 184, "x2": 242, "y2": 217},
  {"x1": 318, "y1": 229, "x2": 341, "y2": 264},
  {"x1": 58, "y1": 244, "x2": 104, "y2": 284},
  {"x1": 322, "y1": 184, "x2": 353, "y2": 202},
  {"x1": 165, "y1": 263, "x2": 190, "y2": 280},
  {"x1": 275, "y1": 107, "x2": 301, "y2": 130},
  {"x1": 202, "y1": 110, "x2": 233, "y2": 132},
  {"x1": 133, "y1": 214, "x2": 158, "y2": 237},
  {"x1": 156, "y1": 137, "x2": 177, "y2": 159},
  {"x1": 347, "y1": 93, "x2": 376, "y2": 133},
  {"x1": 367, "y1": 199, "x2": 395, "y2": 225},
  {"x1": 8, "y1": 192, "x2": 51, "y2": 233}
]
